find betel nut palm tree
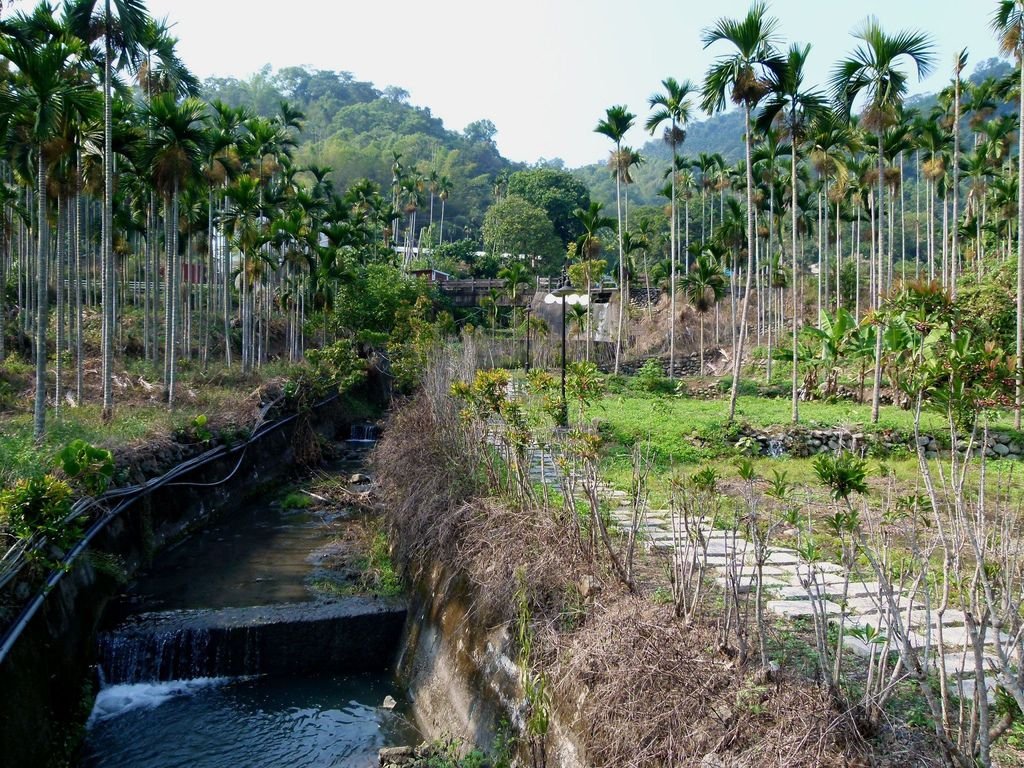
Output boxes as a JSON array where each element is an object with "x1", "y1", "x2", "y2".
[
  {"x1": 701, "y1": 1, "x2": 783, "y2": 422},
  {"x1": 758, "y1": 43, "x2": 827, "y2": 424},
  {"x1": 646, "y1": 77, "x2": 697, "y2": 380},
  {"x1": 832, "y1": 16, "x2": 934, "y2": 424},
  {"x1": 595, "y1": 104, "x2": 635, "y2": 376},
  {"x1": 145, "y1": 93, "x2": 209, "y2": 406},
  {"x1": 681, "y1": 250, "x2": 728, "y2": 378}
]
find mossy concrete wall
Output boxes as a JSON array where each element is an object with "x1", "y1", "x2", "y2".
[{"x1": 0, "y1": 393, "x2": 374, "y2": 768}]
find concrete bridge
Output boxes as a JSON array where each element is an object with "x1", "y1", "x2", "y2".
[{"x1": 432, "y1": 276, "x2": 617, "y2": 308}]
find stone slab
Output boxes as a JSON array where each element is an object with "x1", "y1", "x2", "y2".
[{"x1": 766, "y1": 599, "x2": 842, "y2": 619}]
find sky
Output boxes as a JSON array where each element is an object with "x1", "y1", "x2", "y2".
[{"x1": 11, "y1": 0, "x2": 1007, "y2": 167}]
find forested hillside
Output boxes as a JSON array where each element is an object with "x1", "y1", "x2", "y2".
[{"x1": 202, "y1": 65, "x2": 520, "y2": 241}]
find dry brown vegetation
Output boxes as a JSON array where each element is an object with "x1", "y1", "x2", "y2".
[{"x1": 370, "y1": 353, "x2": 924, "y2": 767}]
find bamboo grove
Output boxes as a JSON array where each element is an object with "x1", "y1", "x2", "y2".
[
  {"x1": 0, "y1": 0, "x2": 411, "y2": 440},
  {"x1": 589, "y1": 1, "x2": 1024, "y2": 428}
]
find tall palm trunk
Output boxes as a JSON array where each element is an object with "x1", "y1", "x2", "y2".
[
  {"x1": 791, "y1": 137, "x2": 800, "y2": 423},
  {"x1": 438, "y1": 198, "x2": 446, "y2": 245},
  {"x1": 168, "y1": 180, "x2": 180, "y2": 406},
  {"x1": 1016, "y1": 56, "x2": 1024, "y2": 429},
  {"x1": 728, "y1": 103, "x2": 756, "y2": 422},
  {"x1": 101, "y1": 1, "x2": 115, "y2": 420},
  {"x1": 613, "y1": 144, "x2": 625, "y2": 375},
  {"x1": 55, "y1": 196, "x2": 65, "y2": 419},
  {"x1": 699, "y1": 312, "x2": 705, "y2": 376},
  {"x1": 221, "y1": 189, "x2": 232, "y2": 367},
  {"x1": 669, "y1": 132, "x2": 678, "y2": 379},
  {"x1": 163, "y1": 200, "x2": 173, "y2": 384},
  {"x1": 871, "y1": 130, "x2": 885, "y2": 423},
  {"x1": 33, "y1": 149, "x2": 48, "y2": 441},
  {"x1": 951, "y1": 64, "x2": 962, "y2": 300}
]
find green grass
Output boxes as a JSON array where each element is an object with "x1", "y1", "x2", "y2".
[
  {"x1": 591, "y1": 394, "x2": 976, "y2": 460},
  {"x1": 0, "y1": 406, "x2": 170, "y2": 488},
  {"x1": 280, "y1": 491, "x2": 313, "y2": 510},
  {"x1": 587, "y1": 390, "x2": 1021, "y2": 507}
]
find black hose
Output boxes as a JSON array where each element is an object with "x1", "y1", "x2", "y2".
[{"x1": 0, "y1": 392, "x2": 339, "y2": 666}]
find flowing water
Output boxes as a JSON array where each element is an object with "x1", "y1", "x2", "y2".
[
  {"x1": 81, "y1": 673, "x2": 419, "y2": 768},
  {"x1": 81, "y1": 438, "x2": 421, "y2": 767}
]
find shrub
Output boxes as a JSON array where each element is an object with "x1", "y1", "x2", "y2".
[
  {"x1": 718, "y1": 375, "x2": 759, "y2": 397},
  {"x1": 280, "y1": 492, "x2": 312, "y2": 510},
  {"x1": 0, "y1": 474, "x2": 78, "y2": 548},
  {"x1": 634, "y1": 358, "x2": 672, "y2": 394},
  {"x1": 54, "y1": 439, "x2": 115, "y2": 496}
]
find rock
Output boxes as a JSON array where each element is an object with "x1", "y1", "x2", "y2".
[
  {"x1": 994, "y1": 443, "x2": 1010, "y2": 457},
  {"x1": 701, "y1": 754, "x2": 728, "y2": 768},
  {"x1": 379, "y1": 745, "x2": 415, "y2": 764},
  {"x1": 579, "y1": 574, "x2": 602, "y2": 599},
  {"x1": 916, "y1": 436, "x2": 930, "y2": 447},
  {"x1": 995, "y1": 432, "x2": 1011, "y2": 444},
  {"x1": 925, "y1": 451, "x2": 938, "y2": 460},
  {"x1": 1009, "y1": 443, "x2": 1023, "y2": 455},
  {"x1": 349, "y1": 473, "x2": 371, "y2": 485},
  {"x1": 382, "y1": 695, "x2": 397, "y2": 710}
]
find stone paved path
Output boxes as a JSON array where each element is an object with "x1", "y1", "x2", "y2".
[
  {"x1": 590, "y1": 477, "x2": 1003, "y2": 702},
  {"x1": 500, "y1": 392, "x2": 1004, "y2": 703}
]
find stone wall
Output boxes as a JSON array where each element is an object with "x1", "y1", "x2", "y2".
[
  {"x1": 618, "y1": 351, "x2": 728, "y2": 380},
  {"x1": 736, "y1": 424, "x2": 1024, "y2": 461}
]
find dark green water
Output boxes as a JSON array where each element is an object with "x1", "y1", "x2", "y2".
[
  {"x1": 81, "y1": 442, "x2": 421, "y2": 767},
  {"x1": 81, "y1": 673, "x2": 419, "y2": 768}
]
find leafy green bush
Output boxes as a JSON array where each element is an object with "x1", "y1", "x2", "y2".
[
  {"x1": 55, "y1": 439, "x2": 115, "y2": 496},
  {"x1": 304, "y1": 338, "x2": 366, "y2": 395},
  {"x1": 634, "y1": 358, "x2": 672, "y2": 394},
  {"x1": 718, "y1": 375, "x2": 759, "y2": 397},
  {"x1": 0, "y1": 474, "x2": 77, "y2": 547}
]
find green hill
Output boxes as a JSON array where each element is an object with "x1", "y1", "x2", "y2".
[{"x1": 201, "y1": 65, "x2": 521, "y2": 241}]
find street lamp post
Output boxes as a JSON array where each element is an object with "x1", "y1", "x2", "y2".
[
  {"x1": 544, "y1": 277, "x2": 588, "y2": 427},
  {"x1": 524, "y1": 305, "x2": 532, "y2": 372}
]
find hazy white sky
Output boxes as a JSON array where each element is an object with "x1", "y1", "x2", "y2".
[{"x1": 12, "y1": 0, "x2": 1006, "y2": 166}]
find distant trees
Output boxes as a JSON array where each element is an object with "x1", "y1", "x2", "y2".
[
  {"x1": 506, "y1": 168, "x2": 591, "y2": 247},
  {"x1": 482, "y1": 196, "x2": 562, "y2": 271}
]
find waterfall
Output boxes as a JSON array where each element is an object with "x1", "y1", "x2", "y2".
[
  {"x1": 348, "y1": 423, "x2": 379, "y2": 443},
  {"x1": 98, "y1": 620, "x2": 261, "y2": 685}
]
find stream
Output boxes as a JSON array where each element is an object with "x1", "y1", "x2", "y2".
[{"x1": 80, "y1": 431, "x2": 420, "y2": 768}]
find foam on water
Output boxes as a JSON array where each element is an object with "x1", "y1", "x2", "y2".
[{"x1": 87, "y1": 677, "x2": 232, "y2": 727}]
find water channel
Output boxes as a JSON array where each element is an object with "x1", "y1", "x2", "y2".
[{"x1": 80, "y1": 433, "x2": 421, "y2": 768}]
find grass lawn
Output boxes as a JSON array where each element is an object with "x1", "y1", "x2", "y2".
[{"x1": 587, "y1": 391, "x2": 1022, "y2": 507}]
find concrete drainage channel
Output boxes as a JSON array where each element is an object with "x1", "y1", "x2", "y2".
[{"x1": 0, "y1": 392, "x2": 422, "y2": 767}]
